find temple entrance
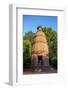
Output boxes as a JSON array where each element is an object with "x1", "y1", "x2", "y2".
[{"x1": 38, "y1": 56, "x2": 43, "y2": 66}]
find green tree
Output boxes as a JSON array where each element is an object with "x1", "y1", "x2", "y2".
[
  {"x1": 23, "y1": 31, "x2": 35, "y2": 43},
  {"x1": 23, "y1": 31, "x2": 35, "y2": 69},
  {"x1": 43, "y1": 27, "x2": 57, "y2": 69}
]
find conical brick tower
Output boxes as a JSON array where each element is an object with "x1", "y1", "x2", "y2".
[{"x1": 32, "y1": 26, "x2": 49, "y2": 69}]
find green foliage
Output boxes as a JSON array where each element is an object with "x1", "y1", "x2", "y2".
[
  {"x1": 23, "y1": 31, "x2": 35, "y2": 43},
  {"x1": 42, "y1": 27, "x2": 57, "y2": 69},
  {"x1": 23, "y1": 31, "x2": 35, "y2": 69}
]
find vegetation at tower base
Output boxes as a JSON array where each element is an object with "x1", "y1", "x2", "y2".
[{"x1": 23, "y1": 27, "x2": 57, "y2": 70}]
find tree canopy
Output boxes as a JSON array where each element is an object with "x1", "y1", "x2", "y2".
[{"x1": 43, "y1": 27, "x2": 57, "y2": 69}]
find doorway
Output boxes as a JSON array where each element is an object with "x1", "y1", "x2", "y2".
[{"x1": 38, "y1": 56, "x2": 43, "y2": 66}]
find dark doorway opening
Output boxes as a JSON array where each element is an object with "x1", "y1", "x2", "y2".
[{"x1": 38, "y1": 56, "x2": 43, "y2": 65}]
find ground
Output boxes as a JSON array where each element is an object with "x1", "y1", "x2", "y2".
[{"x1": 23, "y1": 66, "x2": 57, "y2": 75}]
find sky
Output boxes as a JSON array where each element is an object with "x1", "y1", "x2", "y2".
[{"x1": 23, "y1": 15, "x2": 57, "y2": 34}]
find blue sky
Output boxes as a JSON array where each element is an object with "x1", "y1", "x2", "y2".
[{"x1": 23, "y1": 15, "x2": 57, "y2": 34}]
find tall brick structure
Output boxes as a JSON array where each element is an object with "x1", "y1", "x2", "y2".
[{"x1": 32, "y1": 26, "x2": 49, "y2": 70}]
